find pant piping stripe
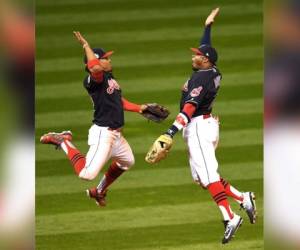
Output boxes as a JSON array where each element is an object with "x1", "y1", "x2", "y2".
[
  {"x1": 86, "y1": 130, "x2": 102, "y2": 169},
  {"x1": 196, "y1": 123, "x2": 210, "y2": 183}
]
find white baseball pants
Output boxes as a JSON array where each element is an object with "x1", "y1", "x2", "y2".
[
  {"x1": 79, "y1": 124, "x2": 134, "y2": 180},
  {"x1": 183, "y1": 115, "x2": 220, "y2": 187}
]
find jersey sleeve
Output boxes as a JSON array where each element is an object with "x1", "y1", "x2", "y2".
[
  {"x1": 200, "y1": 25, "x2": 212, "y2": 46},
  {"x1": 84, "y1": 75, "x2": 101, "y2": 91}
]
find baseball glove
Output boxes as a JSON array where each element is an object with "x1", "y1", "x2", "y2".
[
  {"x1": 145, "y1": 134, "x2": 173, "y2": 164},
  {"x1": 141, "y1": 103, "x2": 170, "y2": 123}
]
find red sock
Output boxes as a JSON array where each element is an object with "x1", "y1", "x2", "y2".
[
  {"x1": 220, "y1": 177, "x2": 243, "y2": 202},
  {"x1": 62, "y1": 140, "x2": 86, "y2": 175},
  {"x1": 208, "y1": 181, "x2": 234, "y2": 220},
  {"x1": 97, "y1": 161, "x2": 125, "y2": 193}
]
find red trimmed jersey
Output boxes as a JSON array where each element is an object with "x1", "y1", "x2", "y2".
[
  {"x1": 83, "y1": 72, "x2": 124, "y2": 129},
  {"x1": 180, "y1": 67, "x2": 221, "y2": 117}
]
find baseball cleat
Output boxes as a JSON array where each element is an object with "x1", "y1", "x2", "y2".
[
  {"x1": 240, "y1": 192, "x2": 257, "y2": 224},
  {"x1": 40, "y1": 131, "x2": 72, "y2": 149},
  {"x1": 222, "y1": 214, "x2": 243, "y2": 244},
  {"x1": 86, "y1": 187, "x2": 107, "y2": 207}
]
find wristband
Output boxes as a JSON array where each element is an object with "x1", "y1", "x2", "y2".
[{"x1": 166, "y1": 112, "x2": 189, "y2": 138}]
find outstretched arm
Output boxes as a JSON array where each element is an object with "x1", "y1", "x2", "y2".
[
  {"x1": 73, "y1": 31, "x2": 104, "y2": 73},
  {"x1": 200, "y1": 7, "x2": 220, "y2": 46},
  {"x1": 144, "y1": 103, "x2": 196, "y2": 164},
  {"x1": 122, "y1": 97, "x2": 147, "y2": 113},
  {"x1": 166, "y1": 103, "x2": 196, "y2": 138}
]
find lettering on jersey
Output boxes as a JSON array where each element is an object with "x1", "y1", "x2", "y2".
[
  {"x1": 190, "y1": 86, "x2": 203, "y2": 97},
  {"x1": 182, "y1": 80, "x2": 189, "y2": 92},
  {"x1": 107, "y1": 79, "x2": 121, "y2": 94}
]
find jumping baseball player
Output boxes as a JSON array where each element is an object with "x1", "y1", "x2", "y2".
[
  {"x1": 146, "y1": 8, "x2": 257, "y2": 244},
  {"x1": 40, "y1": 31, "x2": 168, "y2": 207}
]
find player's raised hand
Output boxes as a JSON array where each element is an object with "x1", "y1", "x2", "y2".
[
  {"x1": 205, "y1": 7, "x2": 220, "y2": 26},
  {"x1": 73, "y1": 31, "x2": 89, "y2": 47}
]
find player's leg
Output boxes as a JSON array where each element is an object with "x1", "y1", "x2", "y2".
[
  {"x1": 40, "y1": 126, "x2": 115, "y2": 180},
  {"x1": 188, "y1": 144, "x2": 235, "y2": 221},
  {"x1": 78, "y1": 126, "x2": 116, "y2": 180},
  {"x1": 220, "y1": 177, "x2": 243, "y2": 203},
  {"x1": 211, "y1": 117, "x2": 257, "y2": 223},
  {"x1": 221, "y1": 176, "x2": 257, "y2": 224},
  {"x1": 185, "y1": 118, "x2": 242, "y2": 243},
  {"x1": 40, "y1": 131, "x2": 87, "y2": 174},
  {"x1": 98, "y1": 133, "x2": 134, "y2": 190},
  {"x1": 210, "y1": 116, "x2": 244, "y2": 204},
  {"x1": 188, "y1": 140, "x2": 243, "y2": 244},
  {"x1": 87, "y1": 132, "x2": 134, "y2": 206}
]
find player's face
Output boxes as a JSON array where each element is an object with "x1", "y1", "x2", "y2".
[
  {"x1": 192, "y1": 55, "x2": 205, "y2": 69},
  {"x1": 100, "y1": 58, "x2": 112, "y2": 72}
]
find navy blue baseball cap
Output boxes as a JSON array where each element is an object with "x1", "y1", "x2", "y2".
[
  {"x1": 191, "y1": 45, "x2": 218, "y2": 65},
  {"x1": 83, "y1": 48, "x2": 114, "y2": 64}
]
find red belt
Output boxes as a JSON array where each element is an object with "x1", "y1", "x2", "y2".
[
  {"x1": 203, "y1": 114, "x2": 211, "y2": 119},
  {"x1": 108, "y1": 127, "x2": 122, "y2": 132}
]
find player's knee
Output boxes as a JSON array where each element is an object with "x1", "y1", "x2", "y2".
[
  {"x1": 78, "y1": 168, "x2": 97, "y2": 181},
  {"x1": 194, "y1": 179, "x2": 208, "y2": 189},
  {"x1": 119, "y1": 155, "x2": 135, "y2": 170},
  {"x1": 128, "y1": 156, "x2": 135, "y2": 167},
  {"x1": 205, "y1": 176, "x2": 221, "y2": 188}
]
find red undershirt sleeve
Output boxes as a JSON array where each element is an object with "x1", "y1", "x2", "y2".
[
  {"x1": 87, "y1": 59, "x2": 104, "y2": 83},
  {"x1": 122, "y1": 97, "x2": 141, "y2": 112},
  {"x1": 182, "y1": 103, "x2": 196, "y2": 119}
]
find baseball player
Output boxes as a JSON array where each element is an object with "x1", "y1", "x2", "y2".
[
  {"x1": 146, "y1": 8, "x2": 257, "y2": 244},
  {"x1": 40, "y1": 31, "x2": 155, "y2": 207}
]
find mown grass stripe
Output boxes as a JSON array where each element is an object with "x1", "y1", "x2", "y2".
[
  {"x1": 37, "y1": 4, "x2": 261, "y2": 25},
  {"x1": 36, "y1": 200, "x2": 262, "y2": 236},
  {"x1": 36, "y1": 178, "x2": 263, "y2": 216},
  {"x1": 136, "y1": 239, "x2": 263, "y2": 250},
  {"x1": 36, "y1": 99, "x2": 262, "y2": 128},
  {"x1": 37, "y1": 15, "x2": 262, "y2": 40},
  {"x1": 36, "y1": 225, "x2": 263, "y2": 250},
  {"x1": 37, "y1": 32, "x2": 262, "y2": 60},
  {"x1": 37, "y1": 0, "x2": 260, "y2": 7},
  {"x1": 37, "y1": 23, "x2": 261, "y2": 48},
  {"x1": 36, "y1": 57, "x2": 262, "y2": 86},
  {"x1": 36, "y1": 161, "x2": 262, "y2": 195},
  {"x1": 36, "y1": 71, "x2": 262, "y2": 99},
  {"x1": 36, "y1": 46, "x2": 262, "y2": 73}
]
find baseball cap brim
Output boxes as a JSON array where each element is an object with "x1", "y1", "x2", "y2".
[
  {"x1": 101, "y1": 50, "x2": 114, "y2": 58},
  {"x1": 190, "y1": 48, "x2": 203, "y2": 55}
]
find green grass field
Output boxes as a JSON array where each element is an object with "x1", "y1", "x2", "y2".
[{"x1": 36, "y1": 0, "x2": 263, "y2": 249}]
